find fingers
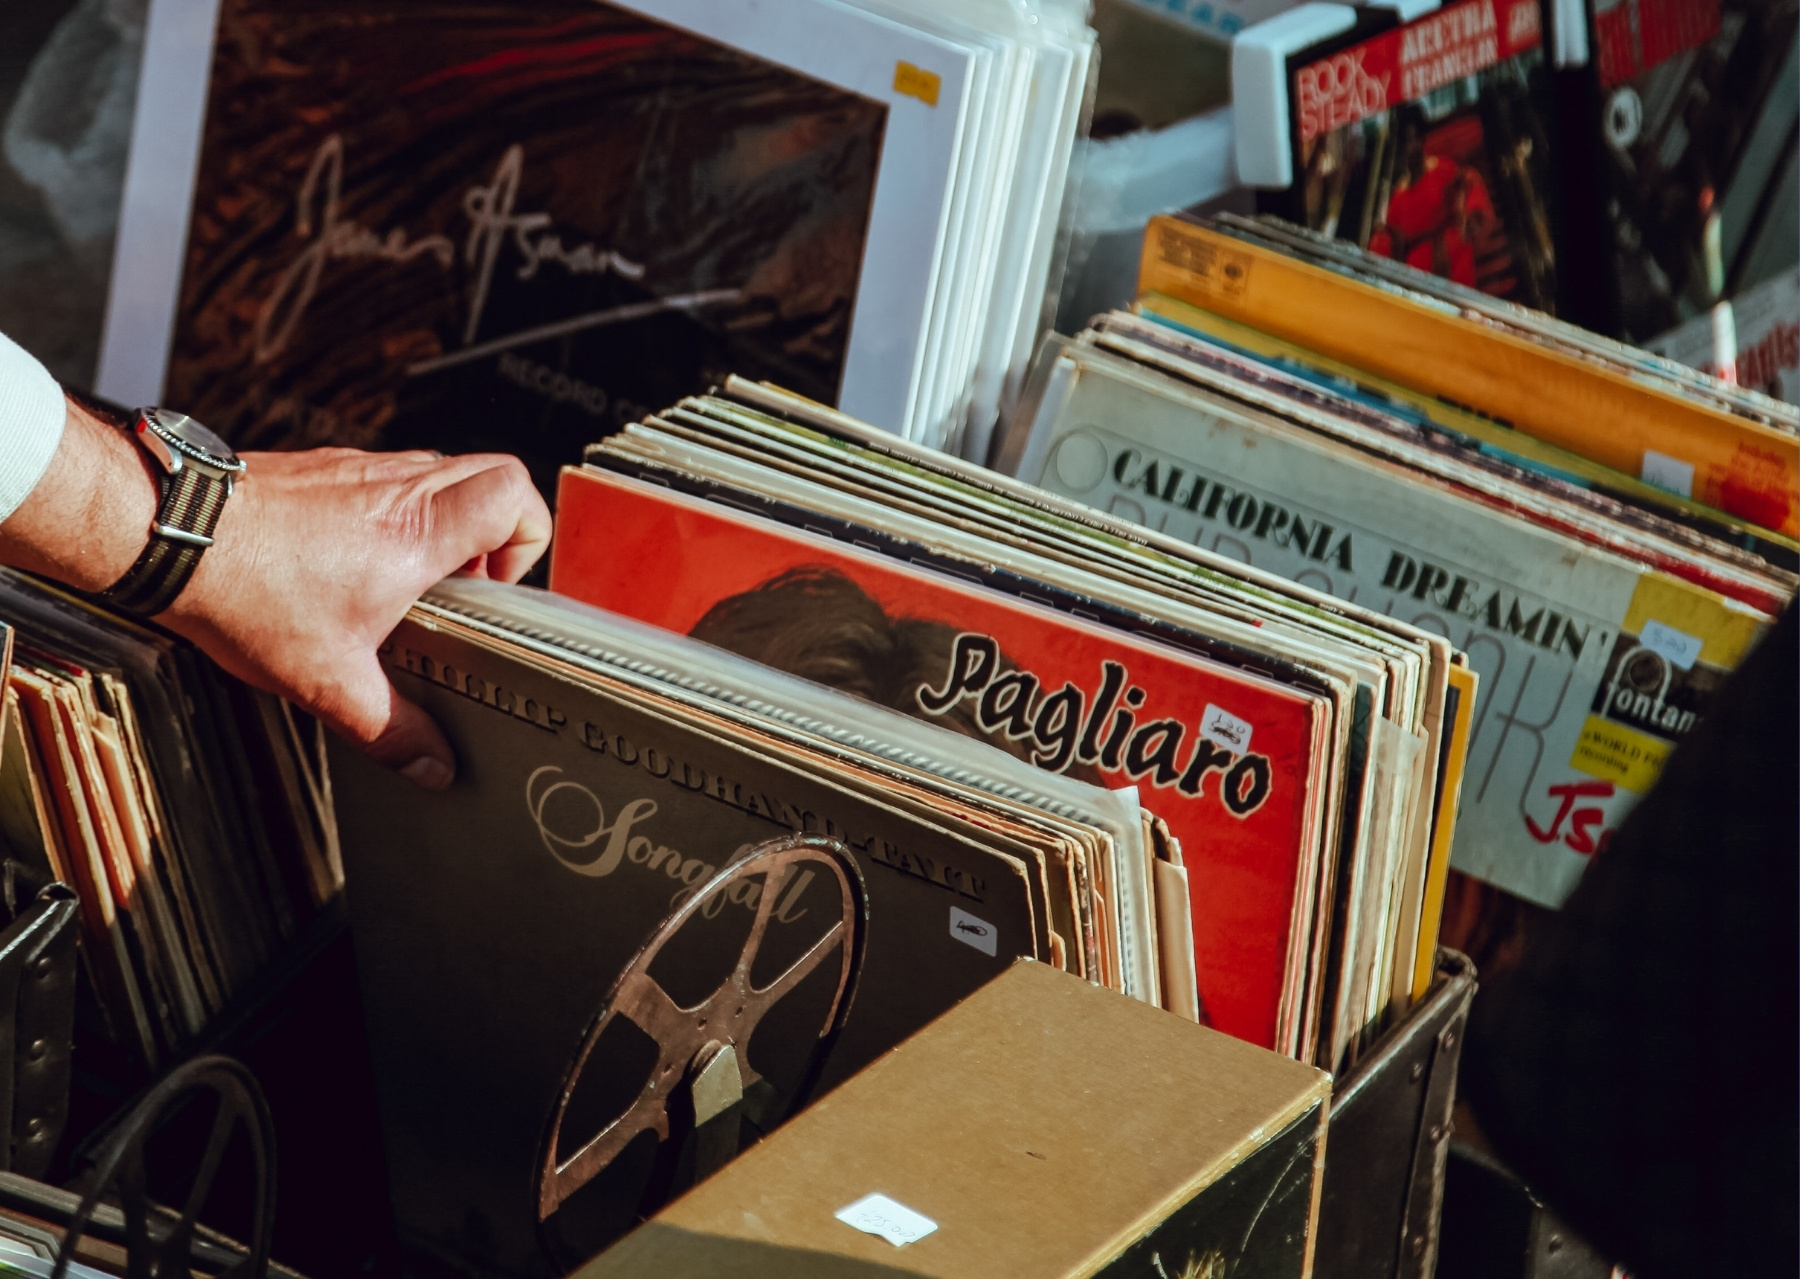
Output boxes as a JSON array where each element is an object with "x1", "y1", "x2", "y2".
[
  {"x1": 429, "y1": 456, "x2": 553, "y2": 584},
  {"x1": 380, "y1": 695, "x2": 458, "y2": 791},
  {"x1": 320, "y1": 654, "x2": 458, "y2": 790}
]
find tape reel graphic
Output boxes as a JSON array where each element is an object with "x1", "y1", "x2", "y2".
[{"x1": 536, "y1": 834, "x2": 865, "y2": 1237}]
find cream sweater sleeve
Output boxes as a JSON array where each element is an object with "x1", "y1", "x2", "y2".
[{"x1": 0, "y1": 331, "x2": 66, "y2": 524}]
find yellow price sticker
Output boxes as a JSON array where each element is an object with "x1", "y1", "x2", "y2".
[{"x1": 893, "y1": 61, "x2": 941, "y2": 107}]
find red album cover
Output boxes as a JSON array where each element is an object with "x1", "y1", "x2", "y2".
[
  {"x1": 550, "y1": 466, "x2": 1331, "y2": 1051},
  {"x1": 1272, "y1": 0, "x2": 1559, "y2": 310}
]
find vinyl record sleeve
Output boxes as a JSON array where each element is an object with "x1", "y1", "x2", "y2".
[
  {"x1": 1582, "y1": 0, "x2": 1799, "y2": 342},
  {"x1": 334, "y1": 604, "x2": 1043, "y2": 1275},
  {"x1": 1013, "y1": 337, "x2": 1781, "y2": 908},
  {"x1": 99, "y1": 0, "x2": 973, "y2": 483},
  {"x1": 1213, "y1": 211, "x2": 1799, "y2": 429},
  {"x1": 1138, "y1": 214, "x2": 1800, "y2": 535},
  {"x1": 552, "y1": 466, "x2": 1335, "y2": 1051},
  {"x1": 0, "y1": 572, "x2": 265, "y2": 1010},
  {"x1": 1086, "y1": 314, "x2": 1794, "y2": 608},
  {"x1": 421, "y1": 580, "x2": 1142, "y2": 990},
  {"x1": 626, "y1": 384, "x2": 1465, "y2": 1061},
  {"x1": 582, "y1": 428, "x2": 1355, "y2": 1052},
  {"x1": 724, "y1": 377, "x2": 1458, "y2": 674},
  {"x1": 1262, "y1": 0, "x2": 1560, "y2": 311},
  {"x1": 702, "y1": 380, "x2": 1469, "y2": 1037},
  {"x1": 1128, "y1": 289, "x2": 1800, "y2": 568}
]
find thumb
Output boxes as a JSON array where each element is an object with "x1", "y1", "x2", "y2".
[{"x1": 324, "y1": 654, "x2": 457, "y2": 791}]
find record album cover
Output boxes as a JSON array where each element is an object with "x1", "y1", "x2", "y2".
[
  {"x1": 1012, "y1": 329, "x2": 1786, "y2": 910},
  {"x1": 1271, "y1": 0, "x2": 1559, "y2": 310},
  {"x1": 335, "y1": 603, "x2": 1042, "y2": 1273},
  {"x1": 553, "y1": 467, "x2": 1333, "y2": 1052},
  {"x1": 158, "y1": 0, "x2": 887, "y2": 499},
  {"x1": 1586, "y1": 0, "x2": 1800, "y2": 340}
]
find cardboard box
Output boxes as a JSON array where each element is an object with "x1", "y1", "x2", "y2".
[{"x1": 580, "y1": 960, "x2": 1330, "y2": 1277}]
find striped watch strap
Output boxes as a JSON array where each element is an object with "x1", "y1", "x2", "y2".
[{"x1": 100, "y1": 465, "x2": 230, "y2": 616}]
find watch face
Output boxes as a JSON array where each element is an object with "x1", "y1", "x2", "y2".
[{"x1": 143, "y1": 409, "x2": 242, "y2": 469}]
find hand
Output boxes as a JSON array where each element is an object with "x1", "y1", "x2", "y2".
[
  {"x1": 163, "y1": 447, "x2": 551, "y2": 788},
  {"x1": 1, "y1": 397, "x2": 551, "y2": 789}
]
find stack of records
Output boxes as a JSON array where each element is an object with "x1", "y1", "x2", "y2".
[
  {"x1": 102, "y1": 0, "x2": 1093, "y2": 491},
  {"x1": 1128, "y1": 212, "x2": 1800, "y2": 533},
  {"x1": 996, "y1": 210, "x2": 1795, "y2": 956},
  {"x1": 335, "y1": 574, "x2": 1161, "y2": 1265},
  {"x1": 0, "y1": 575, "x2": 337, "y2": 1071},
  {"x1": 546, "y1": 380, "x2": 1475, "y2": 1074}
]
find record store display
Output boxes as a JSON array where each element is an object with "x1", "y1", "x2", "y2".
[
  {"x1": 96, "y1": 0, "x2": 1094, "y2": 479},
  {"x1": 553, "y1": 378, "x2": 1478, "y2": 1072},
  {"x1": 998, "y1": 210, "x2": 1794, "y2": 919},
  {"x1": 330, "y1": 576, "x2": 1162, "y2": 1271},
  {"x1": 0, "y1": 0, "x2": 1793, "y2": 1274}
]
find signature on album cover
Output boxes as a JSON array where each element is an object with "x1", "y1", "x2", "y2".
[{"x1": 254, "y1": 134, "x2": 648, "y2": 363}]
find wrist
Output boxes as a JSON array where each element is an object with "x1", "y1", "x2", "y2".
[
  {"x1": 0, "y1": 397, "x2": 159, "y2": 593},
  {"x1": 98, "y1": 409, "x2": 246, "y2": 617}
]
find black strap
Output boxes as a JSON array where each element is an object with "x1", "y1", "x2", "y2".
[{"x1": 100, "y1": 466, "x2": 229, "y2": 616}]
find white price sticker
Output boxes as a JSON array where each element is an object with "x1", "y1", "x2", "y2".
[
  {"x1": 835, "y1": 1193, "x2": 939, "y2": 1247},
  {"x1": 1200, "y1": 704, "x2": 1254, "y2": 756},
  {"x1": 949, "y1": 907, "x2": 997, "y2": 956},
  {"x1": 1640, "y1": 450, "x2": 1696, "y2": 498},
  {"x1": 1638, "y1": 619, "x2": 1704, "y2": 670}
]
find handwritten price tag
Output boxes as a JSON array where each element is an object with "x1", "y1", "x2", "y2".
[
  {"x1": 1638, "y1": 619, "x2": 1704, "y2": 670},
  {"x1": 1200, "y1": 704, "x2": 1254, "y2": 756},
  {"x1": 836, "y1": 1193, "x2": 939, "y2": 1247}
]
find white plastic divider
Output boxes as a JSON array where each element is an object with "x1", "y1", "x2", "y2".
[{"x1": 1230, "y1": 3, "x2": 1358, "y2": 190}]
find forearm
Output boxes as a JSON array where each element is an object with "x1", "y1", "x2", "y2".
[
  {"x1": 0, "y1": 396, "x2": 156, "y2": 592},
  {"x1": 0, "y1": 329, "x2": 551, "y2": 786}
]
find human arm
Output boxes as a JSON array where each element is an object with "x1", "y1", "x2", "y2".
[{"x1": 0, "y1": 334, "x2": 551, "y2": 788}]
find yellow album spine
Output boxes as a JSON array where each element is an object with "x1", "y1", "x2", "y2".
[
  {"x1": 1135, "y1": 292, "x2": 1800, "y2": 558},
  {"x1": 1138, "y1": 216, "x2": 1800, "y2": 539},
  {"x1": 1412, "y1": 662, "x2": 1476, "y2": 1002}
]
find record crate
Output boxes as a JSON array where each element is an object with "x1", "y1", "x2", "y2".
[
  {"x1": 576, "y1": 952, "x2": 1480, "y2": 1277},
  {"x1": 1313, "y1": 949, "x2": 1476, "y2": 1279},
  {"x1": 43, "y1": 937, "x2": 1479, "y2": 1277}
]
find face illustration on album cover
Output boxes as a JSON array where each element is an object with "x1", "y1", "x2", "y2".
[{"x1": 163, "y1": 0, "x2": 886, "y2": 500}]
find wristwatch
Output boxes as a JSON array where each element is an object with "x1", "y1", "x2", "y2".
[{"x1": 101, "y1": 408, "x2": 246, "y2": 617}]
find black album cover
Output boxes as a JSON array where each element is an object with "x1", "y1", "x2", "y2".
[
  {"x1": 1582, "y1": 0, "x2": 1799, "y2": 341},
  {"x1": 332, "y1": 614, "x2": 1036, "y2": 1275},
  {"x1": 164, "y1": 0, "x2": 886, "y2": 499}
]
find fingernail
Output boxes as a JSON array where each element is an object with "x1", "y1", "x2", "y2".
[{"x1": 400, "y1": 756, "x2": 455, "y2": 791}]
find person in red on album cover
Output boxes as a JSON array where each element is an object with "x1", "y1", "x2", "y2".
[{"x1": 1370, "y1": 118, "x2": 1498, "y2": 288}]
